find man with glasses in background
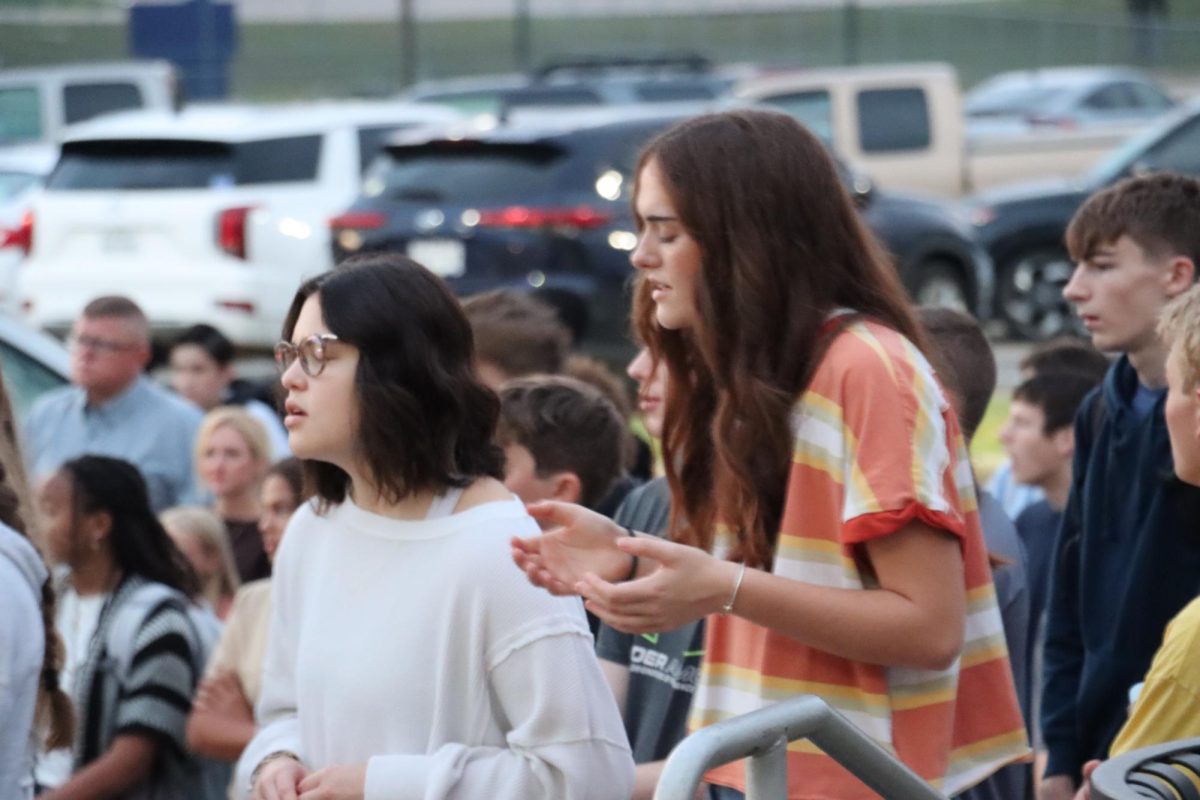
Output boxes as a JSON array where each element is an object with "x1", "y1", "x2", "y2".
[{"x1": 23, "y1": 296, "x2": 202, "y2": 511}]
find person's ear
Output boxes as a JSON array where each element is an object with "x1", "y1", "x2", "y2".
[
  {"x1": 1165, "y1": 256, "x2": 1196, "y2": 296},
  {"x1": 1052, "y1": 426, "x2": 1075, "y2": 460},
  {"x1": 218, "y1": 363, "x2": 236, "y2": 386},
  {"x1": 1192, "y1": 386, "x2": 1200, "y2": 444},
  {"x1": 549, "y1": 471, "x2": 583, "y2": 505},
  {"x1": 80, "y1": 509, "x2": 113, "y2": 551}
]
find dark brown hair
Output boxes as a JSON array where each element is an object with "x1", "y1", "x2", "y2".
[
  {"x1": 1066, "y1": 173, "x2": 1200, "y2": 265},
  {"x1": 285, "y1": 253, "x2": 505, "y2": 508},
  {"x1": 918, "y1": 307, "x2": 996, "y2": 443},
  {"x1": 497, "y1": 375, "x2": 626, "y2": 509},
  {"x1": 266, "y1": 457, "x2": 306, "y2": 507},
  {"x1": 1013, "y1": 372, "x2": 1102, "y2": 435},
  {"x1": 636, "y1": 110, "x2": 927, "y2": 568},
  {"x1": 462, "y1": 289, "x2": 571, "y2": 380},
  {"x1": 0, "y1": 372, "x2": 73, "y2": 749},
  {"x1": 1020, "y1": 336, "x2": 1110, "y2": 383}
]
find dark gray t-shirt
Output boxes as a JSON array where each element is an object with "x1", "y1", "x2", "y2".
[{"x1": 595, "y1": 478, "x2": 706, "y2": 764}]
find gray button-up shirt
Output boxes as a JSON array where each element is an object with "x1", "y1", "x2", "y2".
[{"x1": 23, "y1": 376, "x2": 204, "y2": 511}]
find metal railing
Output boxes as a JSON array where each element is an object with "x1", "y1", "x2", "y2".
[{"x1": 654, "y1": 695, "x2": 948, "y2": 800}]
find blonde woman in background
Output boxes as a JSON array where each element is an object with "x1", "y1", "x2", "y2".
[
  {"x1": 195, "y1": 407, "x2": 271, "y2": 583},
  {"x1": 161, "y1": 506, "x2": 241, "y2": 620}
]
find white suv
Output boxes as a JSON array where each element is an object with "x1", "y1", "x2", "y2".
[{"x1": 17, "y1": 101, "x2": 460, "y2": 347}]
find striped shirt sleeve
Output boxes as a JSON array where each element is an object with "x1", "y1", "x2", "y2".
[{"x1": 114, "y1": 602, "x2": 197, "y2": 751}]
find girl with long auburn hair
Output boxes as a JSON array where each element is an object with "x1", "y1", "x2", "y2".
[{"x1": 513, "y1": 109, "x2": 1029, "y2": 799}]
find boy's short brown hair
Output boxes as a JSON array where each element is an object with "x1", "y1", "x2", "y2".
[
  {"x1": 462, "y1": 290, "x2": 571, "y2": 380},
  {"x1": 917, "y1": 307, "x2": 996, "y2": 442},
  {"x1": 1159, "y1": 284, "x2": 1200, "y2": 392},
  {"x1": 497, "y1": 375, "x2": 626, "y2": 509},
  {"x1": 1066, "y1": 173, "x2": 1200, "y2": 265}
]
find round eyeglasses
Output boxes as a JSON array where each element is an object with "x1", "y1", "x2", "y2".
[{"x1": 274, "y1": 334, "x2": 340, "y2": 377}]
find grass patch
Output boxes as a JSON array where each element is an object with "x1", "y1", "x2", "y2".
[{"x1": 971, "y1": 392, "x2": 1011, "y2": 484}]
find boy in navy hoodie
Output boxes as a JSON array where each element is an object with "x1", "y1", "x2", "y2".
[{"x1": 1038, "y1": 173, "x2": 1200, "y2": 800}]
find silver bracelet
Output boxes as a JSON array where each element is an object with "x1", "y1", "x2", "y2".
[
  {"x1": 249, "y1": 750, "x2": 301, "y2": 793},
  {"x1": 720, "y1": 562, "x2": 747, "y2": 616}
]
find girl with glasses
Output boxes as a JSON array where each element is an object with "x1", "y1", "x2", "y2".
[{"x1": 242, "y1": 254, "x2": 632, "y2": 800}]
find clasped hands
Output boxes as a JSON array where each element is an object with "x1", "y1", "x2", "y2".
[{"x1": 510, "y1": 500, "x2": 738, "y2": 633}]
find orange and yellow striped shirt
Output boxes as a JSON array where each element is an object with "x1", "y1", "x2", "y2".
[{"x1": 693, "y1": 320, "x2": 1029, "y2": 799}]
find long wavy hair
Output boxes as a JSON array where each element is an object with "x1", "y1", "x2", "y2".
[
  {"x1": 0, "y1": 373, "x2": 73, "y2": 748},
  {"x1": 635, "y1": 109, "x2": 927, "y2": 568}
]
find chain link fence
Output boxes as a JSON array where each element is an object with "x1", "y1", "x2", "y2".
[{"x1": 1, "y1": 1, "x2": 1199, "y2": 99}]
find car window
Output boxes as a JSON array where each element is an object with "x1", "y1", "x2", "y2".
[
  {"x1": 357, "y1": 125, "x2": 414, "y2": 174},
  {"x1": 235, "y1": 136, "x2": 321, "y2": 184},
  {"x1": 0, "y1": 86, "x2": 42, "y2": 145},
  {"x1": 0, "y1": 170, "x2": 39, "y2": 203},
  {"x1": 0, "y1": 339, "x2": 66, "y2": 420},
  {"x1": 504, "y1": 87, "x2": 604, "y2": 108},
  {"x1": 857, "y1": 87, "x2": 931, "y2": 153},
  {"x1": 1134, "y1": 114, "x2": 1200, "y2": 176},
  {"x1": 760, "y1": 90, "x2": 833, "y2": 143},
  {"x1": 48, "y1": 135, "x2": 322, "y2": 189},
  {"x1": 369, "y1": 143, "x2": 567, "y2": 203},
  {"x1": 1127, "y1": 82, "x2": 1173, "y2": 110},
  {"x1": 1082, "y1": 84, "x2": 1135, "y2": 112},
  {"x1": 62, "y1": 82, "x2": 144, "y2": 125},
  {"x1": 635, "y1": 83, "x2": 719, "y2": 102}
]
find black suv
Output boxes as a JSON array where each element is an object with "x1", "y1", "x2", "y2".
[{"x1": 333, "y1": 108, "x2": 993, "y2": 359}]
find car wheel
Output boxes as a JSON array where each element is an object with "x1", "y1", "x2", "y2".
[
  {"x1": 912, "y1": 260, "x2": 971, "y2": 314},
  {"x1": 998, "y1": 246, "x2": 1079, "y2": 340}
]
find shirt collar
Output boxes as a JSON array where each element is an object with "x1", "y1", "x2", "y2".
[{"x1": 82, "y1": 375, "x2": 148, "y2": 417}]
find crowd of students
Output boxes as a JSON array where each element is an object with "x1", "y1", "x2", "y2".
[{"x1": 1, "y1": 108, "x2": 1199, "y2": 800}]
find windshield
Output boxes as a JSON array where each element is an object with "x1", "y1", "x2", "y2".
[
  {"x1": 965, "y1": 83, "x2": 1072, "y2": 117},
  {"x1": 1085, "y1": 110, "x2": 1188, "y2": 185}
]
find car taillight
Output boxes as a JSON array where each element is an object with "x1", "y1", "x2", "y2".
[
  {"x1": 476, "y1": 206, "x2": 612, "y2": 230},
  {"x1": 0, "y1": 211, "x2": 33, "y2": 256},
  {"x1": 216, "y1": 206, "x2": 256, "y2": 260},
  {"x1": 329, "y1": 211, "x2": 386, "y2": 230}
]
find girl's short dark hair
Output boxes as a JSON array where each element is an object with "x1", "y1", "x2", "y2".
[{"x1": 282, "y1": 253, "x2": 505, "y2": 508}]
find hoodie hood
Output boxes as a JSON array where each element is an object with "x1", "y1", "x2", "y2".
[{"x1": 0, "y1": 521, "x2": 48, "y2": 599}]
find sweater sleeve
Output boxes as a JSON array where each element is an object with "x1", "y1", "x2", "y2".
[
  {"x1": 235, "y1": 568, "x2": 304, "y2": 795},
  {"x1": 363, "y1": 629, "x2": 634, "y2": 800},
  {"x1": 1039, "y1": 410, "x2": 1091, "y2": 781}
]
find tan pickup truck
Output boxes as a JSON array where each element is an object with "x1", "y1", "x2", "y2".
[{"x1": 735, "y1": 62, "x2": 1153, "y2": 198}]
